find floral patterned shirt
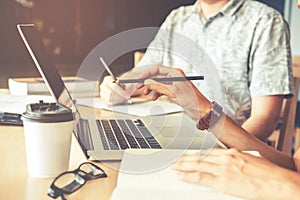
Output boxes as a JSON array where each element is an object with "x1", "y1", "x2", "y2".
[{"x1": 137, "y1": 0, "x2": 293, "y2": 125}]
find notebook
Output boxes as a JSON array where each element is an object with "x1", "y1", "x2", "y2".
[
  {"x1": 111, "y1": 149, "x2": 248, "y2": 200},
  {"x1": 17, "y1": 24, "x2": 222, "y2": 161}
]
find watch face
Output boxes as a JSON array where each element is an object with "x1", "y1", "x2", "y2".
[
  {"x1": 197, "y1": 102, "x2": 223, "y2": 131},
  {"x1": 212, "y1": 102, "x2": 223, "y2": 116}
]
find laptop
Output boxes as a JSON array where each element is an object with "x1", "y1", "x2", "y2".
[{"x1": 17, "y1": 24, "x2": 220, "y2": 161}]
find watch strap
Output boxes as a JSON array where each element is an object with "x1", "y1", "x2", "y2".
[{"x1": 197, "y1": 101, "x2": 223, "y2": 131}]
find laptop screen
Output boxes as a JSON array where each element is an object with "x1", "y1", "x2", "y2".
[
  {"x1": 17, "y1": 24, "x2": 93, "y2": 157},
  {"x1": 17, "y1": 24, "x2": 74, "y2": 111}
]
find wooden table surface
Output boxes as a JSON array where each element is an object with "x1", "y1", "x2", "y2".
[
  {"x1": 1, "y1": 56, "x2": 300, "y2": 199},
  {"x1": 0, "y1": 125, "x2": 120, "y2": 200},
  {"x1": 0, "y1": 102, "x2": 120, "y2": 200}
]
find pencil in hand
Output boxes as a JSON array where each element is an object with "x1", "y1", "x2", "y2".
[{"x1": 116, "y1": 76, "x2": 204, "y2": 84}]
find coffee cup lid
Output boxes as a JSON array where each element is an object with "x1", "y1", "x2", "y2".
[{"x1": 22, "y1": 100, "x2": 74, "y2": 123}]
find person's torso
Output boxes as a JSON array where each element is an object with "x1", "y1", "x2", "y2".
[{"x1": 157, "y1": 0, "x2": 280, "y2": 124}]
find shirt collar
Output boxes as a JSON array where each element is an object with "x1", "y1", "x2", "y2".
[
  {"x1": 193, "y1": 0, "x2": 245, "y2": 17},
  {"x1": 221, "y1": 0, "x2": 245, "y2": 16}
]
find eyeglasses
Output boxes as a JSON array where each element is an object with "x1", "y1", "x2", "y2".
[{"x1": 47, "y1": 162, "x2": 107, "y2": 200}]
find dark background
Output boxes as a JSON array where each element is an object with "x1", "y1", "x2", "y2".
[{"x1": 0, "y1": 0, "x2": 285, "y2": 87}]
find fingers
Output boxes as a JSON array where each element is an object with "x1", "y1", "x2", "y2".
[
  {"x1": 138, "y1": 65, "x2": 186, "y2": 80},
  {"x1": 173, "y1": 152, "x2": 219, "y2": 187},
  {"x1": 173, "y1": 148, "x2": 268, "y2": 184},
  {"x1": 100, "y1": 76, "x2": 131, "y2": 105},
  {"x1": 173, "y1": 149, "x2": 240, "y2": 176},
  {"x1": 138, "y1": 65, "x2": 160, "y2": 79},
  {"x1": 174, "y1": 158, "x2": 220, "y2": 176},
  {"x1": 152, "y1": 92, "x2": 162, "y2": 100},
  {"x1": 171, "y1": 150, "x2": 228, "y2": 190},
  {"x1": 138, "y1": 65, "x2": 170, "y2": 79},
  {"x1": 136, "y1": 65, "x2": 189, "y2": 100},
  {"x1": 174, "y1": 151, "x2": 223, "y2": 174},
  {"x1": 172, "y1": 148, "x2": 284, "y2": 200},
  {"x1": 141, "y1": 86, "x2": 162, "y2": 100},
  {"x1": 143, "y1": 79, "x2": 176, "y2": 98},
  {"x1": 177, "y1": 171, "x2": 216, "y2": 187},
  {"x1": 173, "y1": 152, "x2": 277, "y2": 200},
  {"x1": 176, "y1": 148, "x2": 241, "y2": 165}
]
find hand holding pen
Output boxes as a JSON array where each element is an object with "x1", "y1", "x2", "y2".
[
  {"x1": 99, "y1": 57, "x2": 204, "y2": 106},
  {"x1": 135, "y1": 65, "x2": 207, "y2": 119},
  {"x1": 99, "y1": 57, "x2": 134, "y2": 105}
]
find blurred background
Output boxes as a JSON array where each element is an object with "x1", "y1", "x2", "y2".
[{"x1": 0, "y1": 0, "x2": 292, "y2": 88}]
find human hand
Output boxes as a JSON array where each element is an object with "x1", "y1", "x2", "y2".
[
  {"x1": 173, "y1": 148, "x2": 300, "y2": 199},
  {"x1": 99, "y1": 70, "x2": 142, "y2": 105},
  {"x1": 138, "y1": 65, "x2": 211, "y2": 119}
]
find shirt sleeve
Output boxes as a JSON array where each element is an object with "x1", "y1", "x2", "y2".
[{"x1": 249, "y1": 12, "x2": 294, "y2": 98}]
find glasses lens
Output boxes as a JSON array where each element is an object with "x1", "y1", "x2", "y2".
[
  {"x1": 54, "y1": 173, "x2": 76, "y2": 188},
  {"x1": 79, "y1": 163, "x2": 107, "y2": 179},
  {"x1": 48, "y1": 163, "x2": 107, "y2": 199},
  {"x1": 54, "y1": 172, "x2": 85, "y2": 193}
]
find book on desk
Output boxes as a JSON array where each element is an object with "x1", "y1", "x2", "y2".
[{"x1": 8, "y1": 76, "x2": 99, "y2": 97}]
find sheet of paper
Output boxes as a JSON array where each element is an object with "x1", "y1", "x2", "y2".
[
  {"x1": 76, "y1": 97, "x2": 183, "y2": 116},
  {"x1": 111, "y1": 188, "x2": 241, "y2": 200},
  {"x1": 110, "y1": 149, "x2": 243, "y2": 200},
  {"x1": 117, "y1": 149, "x2": 214, "y2": 190},
  {"x1": 0, "y1": 94, "x2": 55, "y2": 114}
]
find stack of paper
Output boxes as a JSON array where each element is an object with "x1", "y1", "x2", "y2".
[
  {"x1": 8, "y1": 76, "x2": 99, "y2": 97},
  {"x1": 0, "y1": 94, "x2": 55, "y2": 114}
]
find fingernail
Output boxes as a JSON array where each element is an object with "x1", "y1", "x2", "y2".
[{"x1": 144, "y1": 79, "x2": 152, "y2": 84}]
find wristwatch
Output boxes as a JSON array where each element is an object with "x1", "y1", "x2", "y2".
[{"x1": 196, "y1": 101, "x2": 224, "y2": 131}]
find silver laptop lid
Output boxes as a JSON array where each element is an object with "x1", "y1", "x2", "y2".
[
  {"x1": 17, "y1": 24, "x2": 93, "y2": 157},
  {"x1": 17, "y1": 24, "x2": 75, "y2": 111}
]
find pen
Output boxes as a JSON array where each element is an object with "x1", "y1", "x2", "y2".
[
  {"x1": 116, "y1": 76, "x2": 204, "y2": 84},
  {"x1": 100, "y1": 57, "x2": 116, "y2": 81},
  {"x1": 99, "y1": 57, "x2": 132, "y2": 104}
]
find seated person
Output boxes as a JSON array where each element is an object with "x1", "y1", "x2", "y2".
[
  {"x1": 100, "y1": 0, "x2": 293, "y2": 141},
  {"x1": 136, "y1": 64, "x2": 300, "y2": 199}
]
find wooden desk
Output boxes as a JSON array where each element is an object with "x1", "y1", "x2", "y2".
[
  {"x1": 0, "y1": 91, "x2": 190, "y2": 200},
  {"x1": 1, "y1": 58, "x2": 300, "y2": 199},
  {"x1": 0, "y1": 124, "x2": 119, "y2": 200}
]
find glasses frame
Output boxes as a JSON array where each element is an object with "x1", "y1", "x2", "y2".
[{"x1": 47, "y1": 162, "x2": 107, "y2": 200}]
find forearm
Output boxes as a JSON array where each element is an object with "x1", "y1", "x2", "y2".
[
  {"x1": 242, "y1": 95, "x2": 283, "y2": 141},
  {"x1": 241, "y1": 115, "x2": 278, "y2": 141},
  {"x1": 264, "y1": 168, "x2": 300, "y2": 199},
  {"x1": 194, "y1": 95, "x2": 294, "y2": 170},
  {"x1": 253, "y1": 170, "x2": 300, "y2": 199},
  {"x1": 212, "y1": 115, "x2": 296, "y2": 170}
]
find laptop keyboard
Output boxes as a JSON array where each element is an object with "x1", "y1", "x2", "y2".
[{"x1": 96, "y1": 119, "x2": 161, "y2": 150}]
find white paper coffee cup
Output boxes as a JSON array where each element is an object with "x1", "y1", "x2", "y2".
[{"x1": 22, "y1": 101, "x2": 75, "y2": 178}]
